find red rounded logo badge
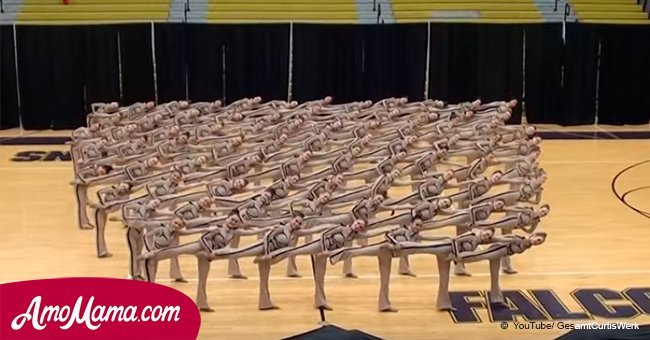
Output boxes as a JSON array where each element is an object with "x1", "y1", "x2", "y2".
[{"x1": 0, "y1": 278, "x2": 201, "y2": 339}]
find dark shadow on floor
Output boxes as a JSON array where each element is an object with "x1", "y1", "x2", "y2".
[{"x1": 282, "y1": 324, "x2": 383, "y2": 340}]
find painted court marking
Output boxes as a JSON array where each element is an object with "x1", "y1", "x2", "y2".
[{"x1": 154, "y1": 269, "x2": 650, "y2": 283}]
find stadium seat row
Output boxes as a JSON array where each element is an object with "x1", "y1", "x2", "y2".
[{"x1": 1, "y1": 0, "x2": 647, "y2": 24}]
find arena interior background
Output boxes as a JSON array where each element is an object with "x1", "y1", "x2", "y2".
[{"x1": 1, "y1": 1, "x2": 650, "y2": 339}]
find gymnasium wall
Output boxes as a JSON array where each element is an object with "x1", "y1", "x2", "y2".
[{"x1": 0, "y1": 23, "x2": 649, "y2": 129}]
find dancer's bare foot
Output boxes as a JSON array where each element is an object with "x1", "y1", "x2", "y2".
[
  {"x1": 501, "y1": 257, "x2": 517, "y2": 274},
  {"x1": 439, "y1": 306, "x2": 457, "y2": 312},
  {"x1": 174, "y1": 278, "x2": 188, "y2": 283},
  {"x1": 80, "y1": 224, "x2": 95, "y2": 230},
  {"x1": 317, "y1": 305, "x2": 333, "y2": 311},
  {"x1": 199, "y1": 307, "x2": 215, "y2": 313},
  {"x1": 490, "y1": 301, "x2": 508, "y2": 309},
  {"x1": 287, "y1": 273, "x2": 301, "y2": 278},
  {"x1": 454, "y1": 263, "x2": 471, "y2": 276},
  {"x1": 399, "y1": 270, "x2": 417, "y2": 277},
  {"x1": 229, "y1": 274, "x2": 248, "y2": 280},
  {"x1": 502, "y1": 268, "x2": 518, "y2": 275},
  {"x1": 344, "y1": 273, "x2": 358, "y2": 279},
  {"x1": 380, "y1": 306, "x2": 398, "y2": 313},
  {"x1": 98, "y1": 252, "x2": 113, "y2": 258},
  {"x1": 259, "y1": 305, "x2": 280, "y2": 311}
]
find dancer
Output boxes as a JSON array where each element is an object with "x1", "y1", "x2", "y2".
[
  {"x1": 329, "y1": 218, "x2": 446, "y2": 311},
  {"x1": 73, "y1": 164, "x2": 117, "y2": 229},
  {"x1": 139, "y1": 218, "x2": 210, "y2": 282},
  {"x1": 476, "y1": 204, "x2": 550, "y2": 274},
  {"x1": 257, "y1": 219, "x2": 384, "y2": 310},
  {"x1": 208, "y1": 212, "x2": 330, "y2": 310},
  {"x1": 92, "y1": 182, "x2": 139, "y2": 257},
  {"x1": 456, "y1": 232, "x2": 547, "y2": 306},
  {"x1": 367, "y1": 198, "x2": 454, "y2": 229}
]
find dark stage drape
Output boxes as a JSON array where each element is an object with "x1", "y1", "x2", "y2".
[
  {"x1": 525, "y1": 23, "x2": 599, "y2": 126},
  {"x1": 119, "y1": 24, "x2": 156, "y2": 105},
  {"x1": 16, "y1": 26, "x2": 85, "y2": 129},
  {"x1": 224, "y1": 24, "x2": 289, "y2": 103},
  {"x1": 154, "y1": 23, "x2": 188, "y2": 103},
  {"x1": 361, "y1": 24, "x2": 427, "y2": 102},
  {"x1": 524, "y1": 24, "x2": 564, "y2": 124},
  {"x1": 597, "y1": 24, "x2": 650, "y2": 125},
  {"x1": 5, "y1": 23, "x2": 650, "y2": 130},
  {"x1": 80, "y1": 25, "x2": 120, "y2": 112},
  {"x1": 1, "y1": 25, "x2": 20, "y2": 129},
  {"x1": 429, "y1": 24, "x2": 524, "y2": 123},
  {"x1": 292, "y1": 24, "x2": 364, "y2": 103},
  {"x1": 561, "y1": 23, "x2": 598, "y2": 125},
  {"x1": 185, "y1": 24, "x2": 225, "y2": 103}
]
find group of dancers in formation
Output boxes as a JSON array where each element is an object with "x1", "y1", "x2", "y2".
[{"x1": 69, "y1": 96, "x2": 548, "y2": 313}]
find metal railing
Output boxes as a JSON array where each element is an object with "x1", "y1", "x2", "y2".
[
  {"x1": 564, "y1": 3, "x2": 572, "y2": 22},
  {"x1": 370, "y1": 0, "x2": 383, "y2": 24},
  {"x1": 377, "y1": 3, "x2": 382, "y2": 23}
]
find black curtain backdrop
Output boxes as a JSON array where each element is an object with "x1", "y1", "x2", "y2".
[
  {"x1": 154, "y1": 23, "x2": 188, "y2": 103},
  {"x1": 361, "y1": 24, "x2": 427, "y2": 102},
  {"x1": 292, "y1": 24, "x2": 364, "y2": 103},
  {"x1": 524, "y1": 24, "x2": 563, "y2": 124},
  {"x1": 1, "y1": 25, "x2": 20, "y2": 129},
  {"x1": 429, "y1": 24, "x2": 469, "y2": 103},
  {"x1": 185, "y1": 24, "x2": 225, "y2": 103},
  {"x1": 429, "y1": 24, "x2": 524, "y2": 123},
  {"x1": 597, "y1": 24, "x2": 650, "y2": 125},
  {"x1": 16, "y1": 26, "x2": 85, "y2": 129},
  {"x1": 4, "y1": 23, "x2": 650, "y2": 130},
  {"x1": 224, "y1": 24, "x2": 290, "y2": 103},
  {"x1": 561, "y1": 23, "x2": 598, "y2": 125},
  {"x1": 119, "y1": 24, "x2": 156, "y2": 105},
  {"x1": 81, "y1": 25, "x2": 120, "y2": 112}
]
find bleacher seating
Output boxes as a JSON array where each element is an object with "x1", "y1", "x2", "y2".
[
  {"x1": 4, "y1": 0, "x2": 170, "y2": 23},
  {"x1": 0, "y1": 0, "x2": 648, "y2": 24},
  {"x1": 569, "y1": 0, "x2": 649, "y2": 24},
  {"x1": 391, "y1": 0, "x2": 544, "y2": 23},
  {"x1": 206, "y1": 0, "x2": 359, "y2": 23}
]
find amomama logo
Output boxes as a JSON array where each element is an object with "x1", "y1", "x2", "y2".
[
  {"x1": 0, "y1": 278, "x2": 200, "y2": 339},
  {"x1": 11, "y1": 296, "x2": 180, "y2": 331}
]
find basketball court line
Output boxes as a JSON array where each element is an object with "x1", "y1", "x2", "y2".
[
  {"x1": 596, "y1": 125, "x2": 622, "y2": 140},
  {"x1": 151, "y1": 269, "x2": 650, "y2": 283},
  {"x1": 2, "y1": 269, "x2": 649, "y2": 286}
]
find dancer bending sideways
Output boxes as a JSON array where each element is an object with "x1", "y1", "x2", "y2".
[
  {"x1": 255, "y1": 219, "x2": 384, "y2": 311},
  {"x1": 208, "y1": 212, "x2": 329, "y2": 310}
]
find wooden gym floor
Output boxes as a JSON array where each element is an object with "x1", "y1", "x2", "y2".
[{"x1": 0, "y1": 125, "x2": 649, "y2": 339}]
